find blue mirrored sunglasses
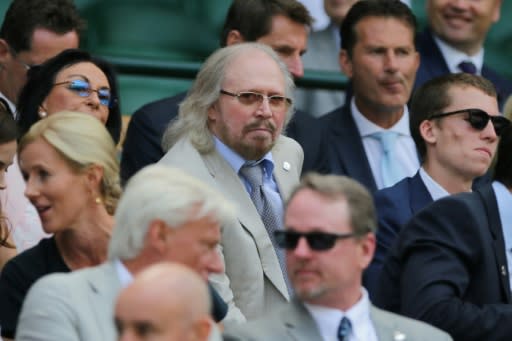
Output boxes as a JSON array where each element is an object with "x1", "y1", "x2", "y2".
[{"x1": 54, "y1": 79, "x2": 113, "y2": 107}]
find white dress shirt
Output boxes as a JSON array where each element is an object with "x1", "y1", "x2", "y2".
[
  {"x1": 419, "y1": 167, "x2": 450, "y2": 201},
  {"x1": 492, "y1": 181, "x2": 512, "y2": 292},
  {"x1": 433, "y1": 35, "x2": 484, "y2": 75},
  {"x1": 305, "y1": 288, "x2": 378, "y2": 341},
  {"x1": 351, "y1": 98, "x2": 419, "y2": 189}
]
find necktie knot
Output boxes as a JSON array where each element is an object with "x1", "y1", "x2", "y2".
[
  {"x1": 337, "y1": 316, "x2": 352, "y2": 341},
  {"x1": 458, "y1": 61, "x2": 477, "y2": 74},
  {"x1": 240, "y1": 162, "x2": 264, "y2": 191},
  {"x1": 371, "y1": 130, "x2": 399, "y2": 154}
]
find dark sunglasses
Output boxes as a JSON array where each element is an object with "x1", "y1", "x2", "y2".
[
  {"x1": 274, "y1": 230, "x2": 363, "y2": 251},
  {"x1": 54, "y1": 79, "x2": 114, "y2": 108},
  {"x1": 428, "y1": 108, "x2": 511, "y2": 136}
]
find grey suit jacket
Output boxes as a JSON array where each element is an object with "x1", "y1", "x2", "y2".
[
  {"x1": 224, "y1": 298, "x2": 453, "y2": 341},
  {"x1": 159, "y1": 135, "x2": 303, "y2": 323},
  {"x1": 16, "y1": 262, "x2": 121, "y2": 341}
]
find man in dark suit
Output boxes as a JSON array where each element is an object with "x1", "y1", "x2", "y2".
[
  {"x1": 364, "y1": 73, "x2": 506, "y2": 294},
  {"x1": 375, "y1": 122, "x2": 512, "y2": 340},
  {"x1": 319, "y1": 0, "x2": 420, "y2": 193},
  {"x1": 415, "y1": 0, "x2": 512, "y2": 110},
  {"x1": 224, "y1": 173, "x2": 452, "y2": 341},
  {"x1": 120, "y1": 0, "x2": 325, "y2": 183}
]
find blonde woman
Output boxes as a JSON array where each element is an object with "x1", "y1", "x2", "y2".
[{"x1": 0, "y1": 112, "x2": 121, "y2": 340}]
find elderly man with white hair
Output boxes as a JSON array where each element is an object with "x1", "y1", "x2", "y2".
[{"x1": 15, "y1": 165, "x2": 236, "y2": 341}]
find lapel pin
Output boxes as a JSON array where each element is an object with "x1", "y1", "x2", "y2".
[
  {"x1": 283, "y1": 161, "x2": 291, "y2": 171},
  {"x1": 393, "y1": 331, "x2": 406, "y2": 341}
]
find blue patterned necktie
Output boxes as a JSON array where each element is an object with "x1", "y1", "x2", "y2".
[
  {"x1": 370, "y1": 131, "x2": 404, "y2": 188},
  {"x1": 458, "y1": 61, "x2": 477, "y2": 74},
  {"x1": 337, "y1": 316, "x2": 352, "y2": 341},
  {"x1": 239, "y1": 162, "x2": 292, "y2": 294}
]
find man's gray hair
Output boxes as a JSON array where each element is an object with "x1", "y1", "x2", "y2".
[
  {"x1": 108, "y1": 164, "x2": 236, "y2": 260},
  {"x1": 161, "y1": 42, "x2": 295, "y2": 153}
]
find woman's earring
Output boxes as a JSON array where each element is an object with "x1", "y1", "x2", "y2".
[{"x1": 38, "y1": 111, "x2": 48, "y2": 118}]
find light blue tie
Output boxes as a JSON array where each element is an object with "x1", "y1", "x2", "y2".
[
  {"x1": 371, "y1": 131, "x2": 404, "y2": 188},
  {"x1": 337, "y1": 317, "x2": 352, "y2": 341}
]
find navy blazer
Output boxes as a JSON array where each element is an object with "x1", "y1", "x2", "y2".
[
  {"x1": 364, "y1": 172, "x2": 432, "y2": 296},
  {"x1": 415, "y1": 29, "x2": 512, "y2": 110},
  {"x1": 121, "y1": 92, "x2": 326, "y2": 183},
  {"x1": 375, "y1": 184, "x2": 512, "y2": 341},
  {"x1": 320, "y1": 104, "x2": 378, "y2": 193}
]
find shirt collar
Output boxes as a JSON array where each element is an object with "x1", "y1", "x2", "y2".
[
  {"x1": 214, "y1": 136, "x2": 274, "y2": 178},
  {"x1": 419, "y1": 167, "x2": 450, "y2": 201},
  {"x1": 0, "y1": 92, "x2": 16, "y2": 119},
  {"x1": 433, "y1": 34, "x2": 484, "y2": 74},
  {"x1": 304, "y1": 288, "x2": 372, "y2": 340},
  {"x1": 114, "y1": 258, "x2": 134, "y2": 288},
  {"x1": 350, "y1": 97, "x2": 411, "y2": 137}
]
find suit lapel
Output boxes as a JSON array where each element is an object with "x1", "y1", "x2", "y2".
[
  {"x1": 408, "y1": 172, "x2": 433, "y2": 214},
  {"x1": 476, "y1": 185, "x2": 512, "y2": 302},
  {"x1": 284, "y1": 300, "x2": 324, "y2": 341},
  {"x1": 417, "y1": 29, "x2": 450, "y2": 80},
  {"x1": 328, "y1": 105, "x2": 377, "y2": 192},
  {"x1": 85, "y1": 262, "x2": 123, "y2": 338},
  {"x1": 371, "y1": 306, "x2": 409, "y2": 341},
  {"x1": 202, "y1": 144, "x2": 289, "y2": 298}
]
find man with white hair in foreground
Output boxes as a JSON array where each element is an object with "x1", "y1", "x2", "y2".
[{"x1": 15, "y1": 165, "x2": 235, "y2": 340}]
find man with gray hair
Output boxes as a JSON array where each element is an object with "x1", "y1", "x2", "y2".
[
  {"x1": 159, "y1": 42, "x2": 303, "y2": 321},
  {"x1": 15, "y1": 165, "x2": 235, "y2": 340},
  {"x1": 225, "y1": 173, "x2": 451, "y2": 340}
]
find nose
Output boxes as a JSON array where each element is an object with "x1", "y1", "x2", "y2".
[
  {"x1": 24, "y1": 176, "x2": 39, "y2": 200},
  {"x1": 207, "y1": 249, "x2": 224, "y2": 275},
  {"x1": 86, "y1": 90, "x2": 101, "y2": 109},
  {"x1": 449, "y1": 0, "x2": 469, "y2": 11},
  {"x1": 256, "y1": 96, "x2": 273, "y2": 118},
  {"x1": 292, "y1": 236, "x2": 313, "y2": 258},
  {"x1": 384, "y1": 51, "x2": 398, "y2": 72},
  {"x1": 481, "y1": 119, "x2": 498, "y2": 141},
  {"x1": 287, "y1": 55, "x2": 304, "y2": 78}
]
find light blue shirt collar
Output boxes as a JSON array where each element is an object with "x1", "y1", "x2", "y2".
[{"x1": 114, "y1": 259, "x2": 134, "y2": 288}]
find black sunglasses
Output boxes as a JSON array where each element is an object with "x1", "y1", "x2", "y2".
[
  {"x1": 274, "y1": 230, "x2": 363, "y2": 251},
  {"x1": 428, "y1": 108, "x2": 511, "y2": 136}
]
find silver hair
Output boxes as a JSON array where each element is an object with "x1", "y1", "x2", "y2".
[
  {"x1": 108, "y1": 164, "x2": 236, "y2": 260},
  {"x1": 161, "y1": 42, "x2": 295, "y2": 153}
]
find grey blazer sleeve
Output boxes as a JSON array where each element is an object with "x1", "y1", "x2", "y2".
[{"x1": 16, "y1": 274, "x2": 80, "y2": 341}]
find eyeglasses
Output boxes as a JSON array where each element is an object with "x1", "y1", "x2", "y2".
[
  {"x1": 220, "y1": 89, "x2": 292, "y2": 112},
  {"x1": 274, "y1": 230, "x2": 364, "y2": 251},
  {"x1": 54, "y1": 79, "x2": 114, "y2": 107},
  {"x1": 428, "y1": 108, "x2": 511, "y2": 136}
]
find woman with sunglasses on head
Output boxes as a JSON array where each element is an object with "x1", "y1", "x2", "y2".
[
  {"x1": 0, "y1": 112, "x2": 121, "y2": 340},
  {"x1": 0, "y1": 108, "x2": 18, "y2": 270}
]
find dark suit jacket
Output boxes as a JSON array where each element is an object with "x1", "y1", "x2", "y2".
[
  {"x1": 375, "y1": 184, "x2": 512, "y2": 341},
  {"x1": 120, "y1": 92, "x2": 325, "y2": 183},
  {"x1": 320, "y1": 104, "x2": 378, "y2": 192},
  {"x1": 364, "y1": 172, "x2": 432, "y2": 296},
  {"x1": 415, "y1": 28, "x2": 512, "y2": 110}
]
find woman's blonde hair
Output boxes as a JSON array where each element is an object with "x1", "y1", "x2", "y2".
[{"x1": 19, "y1": 111, "x2": 121, "y2": 214}]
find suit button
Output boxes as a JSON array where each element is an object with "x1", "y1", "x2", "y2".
[{"x1": 501, "y1": 265, "x2": 507, "y2": 276}]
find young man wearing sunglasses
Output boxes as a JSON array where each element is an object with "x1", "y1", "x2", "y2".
[
  {"x1": 224, "y1": 173, "x2": 451, "y2": 341},
  {"x1": 375, "y1": 114, "x2": 512, "y2": 340},
  {"x1": 364, "y1": 73, "x2": 509, "y2": 295}
]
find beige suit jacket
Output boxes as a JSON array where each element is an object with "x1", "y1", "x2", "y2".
[
  {"x1": 159, "y1": 135, "x2": 303, "y2": 323},
  {"x1": 224, "y1": 299, "x2": 454, "y2": 341}
]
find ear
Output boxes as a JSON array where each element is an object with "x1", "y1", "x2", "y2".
[
  {"x1": 0, "y1": 39, "x2": 11, "y2": 64},
  {"x1": 226, "y1": 30, "x2": 245, "y2": 46},
  {"x1": 85, "y1": 164, "x2": 104, "y2": 193},
  {"x1": 339, "y1": 50, "x2": 353, "y2": 78},
  {"x1": 145, "y1": 219, "x2": 169, "y2": 254},
  {"x1": 207, "y1": 103, "x2": 218, "y2": 123},
  {"x1": 419, "y1": 119, "x2": 437, "y2": 146},
  {"x1": 492, "y1": 0, "x2": 502, "y2": 23},
  {"x1": 359, "y1": 233, "x2": 376, "y2": 270},
  {"x1": 192, "y1": 317, "x2": 213, "y2": 341}
]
